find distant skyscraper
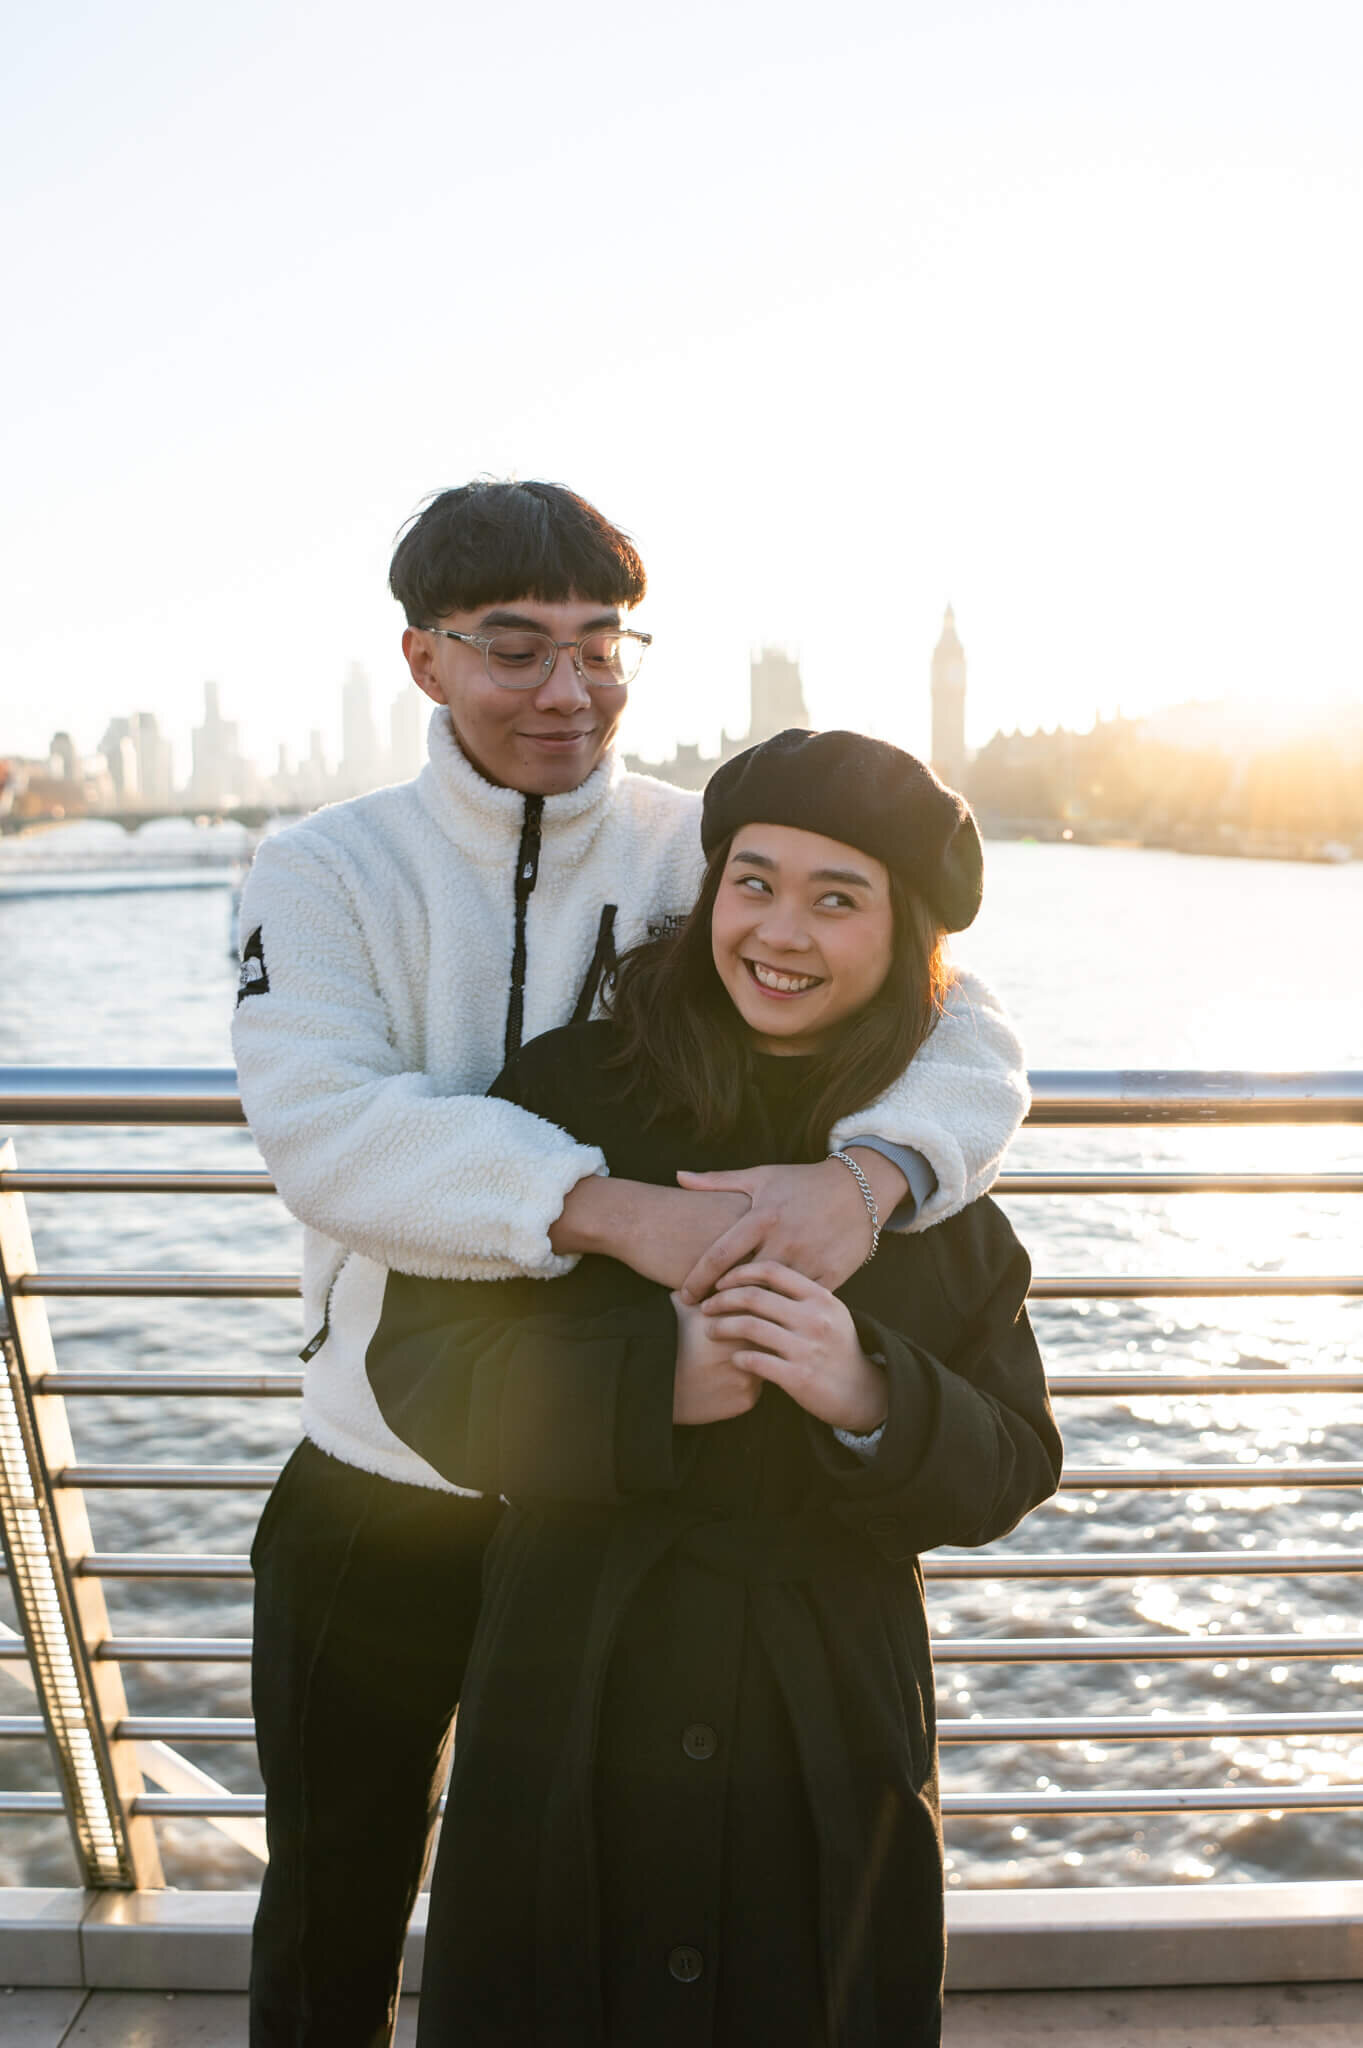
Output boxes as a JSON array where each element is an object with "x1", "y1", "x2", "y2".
[
  {"x1": 341, "y1": 663, "x2": 383, "y2": 794},
  {"x1": 191, "y1": 682, "x2": 247, "y2": 806},
  {"x1": 623, "y1": 647, "x2": 813, "y2": 789},
  {"x1": 49, "y1": 731, "x2": 79, "y2": 782},
  {"x1": 302, "y1": 729, "x2": 329, "y2": 805},
  {"x1": 930, "y1": 607, "x2": 968, "y2": 791},
  {"x1": 131, "y1": 711, "x2": 173, "y2": 807},
  {"x1": 746, "y1": 648, "x2": 810, "y2": 743},
  {"x1": 98, "y1": 717, "x2": 140, "y2": 802},
  {"x1": 390, "y1": 687, "x2": 425, "y2": 784}
]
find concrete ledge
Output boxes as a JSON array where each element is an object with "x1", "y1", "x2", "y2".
[
  {"x1": 81, "y1": 1889, "x2": 254, "y2": 1991},
  {"x1": 71, "y1": 1889, "x2": 428, "y2": 1992},
  {"x1": 0, "y1": 1884, "x2": 1359, "y2": 1993},
  {"x1": 946, "y1": 1882, "x2": 1363, "y2": 1990},
  {"x1": 0, "y1": 1889, "x2": 86, "y2": 1987}
]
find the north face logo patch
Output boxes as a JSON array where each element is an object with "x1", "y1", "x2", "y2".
[
  {"x1": 236, "y1": 926, "x2": 270, "y2": 1006},
  {"x1": 647, "y1": 911, "x2": 688, "y2": 940}
]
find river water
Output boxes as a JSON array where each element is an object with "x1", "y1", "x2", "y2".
[{"x1": 1, "y1": 834, "x2": 1360, "y2": 1897}]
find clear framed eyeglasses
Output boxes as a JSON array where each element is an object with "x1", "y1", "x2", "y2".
[{"x1": 421, "y1": 625, "x2": 652, "y2": 690}]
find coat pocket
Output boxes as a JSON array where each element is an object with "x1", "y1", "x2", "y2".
[{"x1": 249, "y1": 1443, "x2": 307, "y2": 1573}]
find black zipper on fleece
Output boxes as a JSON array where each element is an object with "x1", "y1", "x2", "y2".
[
  {"x1": 299, "y1": 1255, "x2": 349, "y2": 1362},
  {"x1": 570, "y1": 903, "x2": 618, "y2": 1025},
  {"x1": 503, "y1": 794, "x2": 544, "y2": 1063}
]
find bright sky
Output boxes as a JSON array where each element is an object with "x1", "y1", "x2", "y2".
[{"x1": 4, "y1": 0, "x2": 1361, "y2": 778}]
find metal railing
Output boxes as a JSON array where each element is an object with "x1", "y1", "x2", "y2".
[{"x1": 0, "y1": 1067, "x2": 1361, "y2": 1883}]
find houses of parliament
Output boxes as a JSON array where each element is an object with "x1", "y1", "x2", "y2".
[{"x1": 625, "y1": 610, "x2": 968, "y2": 790}]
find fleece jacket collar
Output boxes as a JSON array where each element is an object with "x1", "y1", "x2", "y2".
[{"x1": 414, "y1": 707, "x2": 624, "y2": 870}]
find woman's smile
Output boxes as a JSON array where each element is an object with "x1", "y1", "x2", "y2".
[{"x1": 743, "y1": 958, "x2": 826, "y2": 997}]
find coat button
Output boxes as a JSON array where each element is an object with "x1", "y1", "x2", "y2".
[
  {"x1": 681, "y1": 1721, "x2": 718, "y2": 1761},
  {"x1": 668, "y1": 1945, "x2": 704, "y2": 1983}
]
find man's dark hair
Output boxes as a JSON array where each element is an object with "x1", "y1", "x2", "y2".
[{"x1": 389, "y1": 479, "x2": 647, "y2": 625}]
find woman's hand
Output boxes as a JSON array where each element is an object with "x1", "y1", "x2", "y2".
[
  {"x1": 674, "y1": 1150, "x2": 905, "y2": 1303},
  {"x1": 671, "y1": 1293, "x2": 764, "y2": 1426},
  {"x1": 699, "y1": 1261, "x2": 888, "y2": 1434}
]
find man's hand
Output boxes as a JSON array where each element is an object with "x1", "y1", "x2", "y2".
[
  {"x1": 552, "y1": 1176, "x2": 749, "y2": 1290},
  {"x1": 671, "y1": 1294, "x2": 763, "y2": 1425},
  {"x1": 674, "y1": 1147, "x2": 907, "y2": 1304},
  {"x1": 700, "y1": 1262, "x2": 888, "y2": 1434}
]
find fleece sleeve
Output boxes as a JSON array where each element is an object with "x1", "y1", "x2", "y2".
[
  {"x1": 828, "y1": 966, "x2": 1028, "y2": 1229},
  {"x1": 230, "y1": 829, "x2": 606, "y2": 1281}
]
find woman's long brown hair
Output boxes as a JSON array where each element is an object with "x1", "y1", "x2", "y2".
[{"x1": 604, "y1": 837, "x2": 950, "y2": 1157}]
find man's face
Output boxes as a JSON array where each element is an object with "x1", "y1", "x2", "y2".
[{"x1": 403, "y1": 596, "x2": 631, "y2": 796}]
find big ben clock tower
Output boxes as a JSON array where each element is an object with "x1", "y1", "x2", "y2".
[{"x1": 930, "y1": 606, "x2": 968, "y2": 790}]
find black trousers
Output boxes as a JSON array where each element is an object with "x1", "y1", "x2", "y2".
[{"x1": 248, "y1": 1439, "x2": 503, "y2": 2048}]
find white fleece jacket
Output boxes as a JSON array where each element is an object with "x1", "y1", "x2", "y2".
[{"x1": 232, "y1": 707, "x2": 1029, "y2": 1492}]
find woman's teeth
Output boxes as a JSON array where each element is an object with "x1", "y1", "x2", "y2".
[{"x1": 747, "y1": 960, "x2": 822, "y2": 994}]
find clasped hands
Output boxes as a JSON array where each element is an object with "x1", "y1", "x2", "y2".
[
  {"x1": 552, "y1": 1152, "x2": 900, "y2": 1436},
  {"x1": 671, "y1": 1264, "x2": 888, "y2": 1434},
  {"x1": 671, "y1": 1154, "x2": 894, "y2": 1434}
]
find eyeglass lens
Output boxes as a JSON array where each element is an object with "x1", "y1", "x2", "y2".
[{"x1": 485, "y1": 631, "x2": 645, "y2": 687}]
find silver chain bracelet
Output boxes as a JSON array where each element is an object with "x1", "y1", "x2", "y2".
[{"x1": 826, "y1": 1150, "x2": 881, "y2": 1266}]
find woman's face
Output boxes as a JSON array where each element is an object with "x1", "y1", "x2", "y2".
[{"x1": 709, "y1": 822, "x2": 895, "y2": 1055}]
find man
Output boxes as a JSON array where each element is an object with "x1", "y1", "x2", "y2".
[{"x1": 233, "y1": 479, "x2": 1028, "y2": 2047}]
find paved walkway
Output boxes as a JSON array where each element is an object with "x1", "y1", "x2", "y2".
[{"x1": 7, "y1": 1982, "x2": 1363, "y2": 2045}]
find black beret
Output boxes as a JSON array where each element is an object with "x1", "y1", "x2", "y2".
[{"x1": 701, "y1": 728, "x2": 983, "y2": 932}]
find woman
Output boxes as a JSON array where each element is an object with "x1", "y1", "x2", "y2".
[{"x1": 366, "y1": 728, "x2": 1062, "y2": 2047}]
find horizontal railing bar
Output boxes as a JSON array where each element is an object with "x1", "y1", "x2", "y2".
[
  {"x1": 0, "y1": 1714, "x2": 257, "y2": 1741},
  {"x1": 98, "y1": 1640, "x2": 251, "y2": 1662},
  {"x1": 5, "y1": 1168, "x2": 1361, "y2": 1198},
  {"x1": 3, "y1": 1068, "x2": 1361, "y2": 1126},
  {"x1": 38, "y1": 1372, "x2": 303, "y2": 1397},
  {"x1": 1022, "y1": 1073, "x2": 1363, "y2": 1125},
  {"x1": 937, "y1": 1711, "x2": 1363, "y2": 1742},
  {"x1": 1046, "y1": 1372, "x2": 1363, "y2": 1395},
  {"x1": 13, "y1": 1705, "x2": 1362, "y2": 1747},
  {"x1": 0, "y1": 1793, "x2": 66, "y2": 1813},
  {"x1": 131, "y1": 1794, "x2": 265, "y2": 1816},
  {"x1": 0, "y1": 1068, "x2": 248, "y2": 1125},
  {"x1": 50, "y1": 1460, "x2": 1363, "y2": 1491},
  {"x1": 119, "y1": 1718, "x2": 255, "y2": 1741},
  {"x1": 78, "y1": 1553, "x2": 254, "y2": 1578},
  {"x1": 56, "y1": 1466, "x2": 278, "y2": 1488},
  {"x1": 1031, "y1": 1277, "x2": 1358, "y2": 1294},
  {"x1": 16, "y1": 1272, "x2": 1363, "y2": 1301},
  {"x1": 29, "y1": 1367, "x2": 1363, "y2": 1401},
  {"x1": 0, "y1": 1638, "x2": 254, "y2": 1663},
  {"x1": 1061, "y1": 1463, "x2": 1363, "y2": 1488},
  {"x1": 998, "y1": 1173, "x2": 1363, "y2": 1194},
  {"x1": 16, "y1": 1710, "x2": 1352, "y2": 1747},
  {"x1": 5, "y1": 1630, "x2": 1357, "y2": 1667},
  {"x1": 933, "y1": 1635, "x2": 1363, "y2": 1663},
  {"x1": 67, "y1": 1546, "x2": 1363, "y2": 1582},
  {"x1": 114, "y1": 1785, "x2": 1363, "y2": 1823},
  {"x1": 14, "y1": 1709, "x2": 1358, "y2": 1746},
  {"x1": 925, "y1": 1550, "x2": 1363, "y2": 1578},
  {"x1": 941, "y1": 1787, "x2": 1363, "y2": 1815},
  {"x1": 1030, "y1": 1277, "x2": 1363, "y2": 1298},
  {"x1": 15, "y1": 1274, "x2": 299, "y2": 1298},
  {"x1": 0, "y1": 1170, "x2": 276, "y2": 1193}
]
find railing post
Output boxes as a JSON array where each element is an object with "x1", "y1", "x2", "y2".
[{"x1": 0, "y1": 1138, "x2": 162, "y2": 1887}]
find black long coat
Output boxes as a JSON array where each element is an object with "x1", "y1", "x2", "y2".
[{"x1": 366, "y1": 1022, "x2": 1062, "y2": 2048}]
